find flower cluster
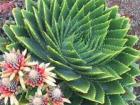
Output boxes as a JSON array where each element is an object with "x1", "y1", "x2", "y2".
[
  {"x1": 29, "y1": 86, "x2": 71, "y2": 105},
  {"x1": 0, "y1": 49, "x2": 70, "y2": 105}
]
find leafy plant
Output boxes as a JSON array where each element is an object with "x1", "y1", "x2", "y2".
[
  {"x1": 0, "y1": 0, "x2": 140, "y2": 105},
  {"x1": 107, "y1": 0, "x2": 140, "y2": 50}
]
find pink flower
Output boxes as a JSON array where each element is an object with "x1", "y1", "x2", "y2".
[
  {"x1": 48, "y1": 86, "x2": 71, "y2": 105},
  {"x1": 0, "y1": 49, "x2": 37, "y2": 90},
  {"x1": 26, "y1": 63, "x2": 56, "y2": 88},
  {"x1": 29, "y1": 96, "x2": 48, "y2": 105},
  {"x1": 29, "y1": 90, "x2": 48, "y2": 105},
  {"x1": 0, "y1": 78, "x2": 19, "y2": 105}
]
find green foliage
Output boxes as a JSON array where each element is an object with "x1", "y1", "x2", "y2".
[{"x1": 1, "y1": 0, "x2": 140, "y2": 104}]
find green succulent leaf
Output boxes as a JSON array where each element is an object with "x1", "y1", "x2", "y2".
[
  {"x1": 68, "y1": 78, "x2": 90, "y2": 93},
  {"x1": 55, "y1": 68, "x2": 81, "y2": 81},
  {"x1": 102, "y1": 81, "x2": 125, "y2": 95},
  {"x1": 1, "y1": 0, "x2": 140, "y2": 104}
]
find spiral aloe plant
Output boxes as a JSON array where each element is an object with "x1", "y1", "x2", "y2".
[{"x1": 0, "y1": 0, "x2": 140, "y2": 105}]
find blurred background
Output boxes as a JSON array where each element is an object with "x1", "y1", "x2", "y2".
[{"x1": 107, "y1": 0, "x2": 140, "y2": 50}]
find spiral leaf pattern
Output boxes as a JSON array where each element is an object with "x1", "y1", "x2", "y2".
[{"x1": 1, "y1": 0, "x2": 140, "y2": 104}]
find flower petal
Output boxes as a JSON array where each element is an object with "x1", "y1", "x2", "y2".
[
  {"x1": 37, "y1": 88, "x2": 42, "y2": 96},
  {"x1": 22, "y1": 67, "x2": 31, "y2": 72},
  {"x1": 0, "y1": 95, "x2": 5, "y2": 99},
  {"x1": 27, "y1": 61, "x2": 38, "y2": 66},
  {"x1": 19, "y1": 77, "x2": 26, "y2": 90},
  {"x1": 63, "y1": 98, "x2": 71, "y2": 103},
  {"x1": 40, "y1": 63, "x2": 45, "y2": 68},
  {"x1": 45, "y1": 67, "x2": 55, "y2": 72},
  {"x1": 19, "y1": 71, "x2": 24, "y2": 77},
  {"x1": 45, "y1": 80, "x2": 56, "y2": 87},
  {"x1": 12, "y1": 95, "x2": 19, "y2": 105},
  {"x1": 1, "y1": 72, "x2": 11, "y2": 78},
  {"x1": 45, "y1": 63, "x2": 50, "y2": 68},
  {"x1": 10, "y1": 73, "x2": 16, "y2": 81},
  {"x1": 25, "y1": 55, "x2": 31, "y2": 62},
  {"x1": 4, "y1": 97, "x2": 8, "y2": 105},
  {"x1": 10, "y1": 95, "x2": 14, "y2": 105},
  {"x1": 48, "y1": 72, "x2": 56, "y2": 78},
  {"x1": 0, "y1": 62, "x2": 3, "y2": 67},
  {"x1": 22, "y1": 49, "x2": 27, "y2": 56},
  {"x1": 17, "y1": 49, "x2": 20, "y2": 54},
  {"x1": 47, "y1": 77, "x2": 56, "y2": 82}
]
